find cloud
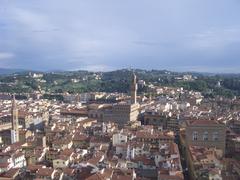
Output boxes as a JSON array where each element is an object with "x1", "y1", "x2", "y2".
[
  {"x1": 0, "y1": 52, "x2": 14, "y2": 60},
  {"x1": 13, "y1": 8, "x2": 52, "y2": 30},
  {"x1": 172, "y1": 65, "x2": 240, "y2": 74},
  {"x1": 74, "y1": 64, "x2": 113, "y2": 72},
  {"x1": 0, "y1": 0, "x2": 240, "y2": 72},
  {"x1": 186, "y1": 27, "x2": 240, "y2": 50}
]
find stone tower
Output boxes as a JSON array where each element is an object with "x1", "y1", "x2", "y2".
[
  {"x1": 130, "y1": 72, "x2": 137, "y2": 104},
  {"x1": 11, "y1": 94, "x2": 19, "y2": 143}
]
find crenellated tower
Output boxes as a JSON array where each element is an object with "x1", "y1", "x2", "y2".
[
  {"x1": 130, "y1": 72, "x2": 137, "y2": 104},
  {"x1": 11, "y1": 94, "x2": 19, "y2": 143}
]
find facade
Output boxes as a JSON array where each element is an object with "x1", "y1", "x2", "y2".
[
  {"x1": 228, "y1": 119, "x2": 240, "y2": 134},
  {"x1": 53, "y1": 158, "x2": 70, "y2": 169},
  {"x1": 143, "y1": 111, "x2": 179, "y2": 133},
  {"x1": 143, "y1": 111, "x2": 168, "y2": 128},
  {"x1": 18, "y1": 112, "x2": 32, "y2": 129},
  {"x1": 113, "y1": 133, "x2": 128, "y2": 146},
  {"x1": 186, "y1": 120, "x2": 226, "y2": 154},
  {"x1": 104, "y1": 103, "x2": 139, "y2": 126}
]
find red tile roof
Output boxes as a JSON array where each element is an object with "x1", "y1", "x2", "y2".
[{"x1": 187, "y1": 119, "x2": 221, "y2": 126}]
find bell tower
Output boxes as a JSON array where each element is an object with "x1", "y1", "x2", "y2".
[
  {"x1": 130, "y1": 72, "x2": 137, "y2": 104},
  {"x1": 11, "y1": 94, "x2": 19, "y2": 143}
]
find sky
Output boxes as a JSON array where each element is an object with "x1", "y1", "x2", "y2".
[{"x1": 0, "y1": 0, "x2": 240, "y2": 73}]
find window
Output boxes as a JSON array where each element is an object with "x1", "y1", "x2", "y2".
[
  {"x1": 193, "y1": 131, "x2": 198, "y2": 141},
  {"x1": 203, "y1": 131, "x2": 208, "y2": 141},
  {"x1": 213, "y1": 132, "x2": 218, "y2": 141}
]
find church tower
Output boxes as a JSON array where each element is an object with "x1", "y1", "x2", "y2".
[
  {"x1": 11, "y1": 94, "x2": 19, "y2": 143},
  {"x1": 130, "y1": 72, "x2": 137, "y2": 104}
]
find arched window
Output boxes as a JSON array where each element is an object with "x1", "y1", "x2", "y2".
[
  {"x1": 193, "y1": 131, "x2": 198, "y2": 141},
  {"x1": 203, "y1": 131, "x2": 208, "y2": 141}
]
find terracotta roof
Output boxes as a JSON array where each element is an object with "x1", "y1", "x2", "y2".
[
  {"x1": 112, "y1": 175, "x2": 133, "y2": 180},
  {"x1": 132, "y1": 155, "x2": 155, "y2": 166},
  {"x1": 9, "y1": 142, "x2": 24, "y2": 151},
  {"x1": 73, "y1": 134, "x2": 88, "y2": 141},
  {"x1": 27, "y1": 164, "x2": 44, "y2": 172},
  {"x1": 18, "y1": 111, "x2": 28, "y2": 118},
  {"x1": 158, "y1": 174, "x2": 184, "y2": 180},
  {"x1": 0, "y1": 163, "x2": 10, "y2": 168},
  {"x1": 0, "y1": 168, "x2": 20, "y2": 178},
  {"x1": 112, "y1": 169, "x2": 133, "y2": 180},
  {"x1": 55, "y1": 155, "x2": 69, "y2": 161},
  {"x1": 187, "y1": 119, "x2": 220, "y2": 126},
  {"x1": 60, "y1": 148, "x2": 74, "y2": 156},
  {"x1": 86, "y1": 173, "x2": 106, "y2": 180},
  {"x1": 36, "y1": 167, "x2": 54, "y2": 177},
  {"x1": 87, "y1": 153, "x2": 104, "y2": 165},
  {"x1": 77, "y1": 166, "x2": 94, "y2": 179},
  {"x1": 136, "y1": 131, "x2": 174, "y2": 140},
  {"x1": 63, "y1": 168, "x2": 75, "y2": 176},
  {"x1": 13, "y1": 151, "x2": 24, "y2": 159}
]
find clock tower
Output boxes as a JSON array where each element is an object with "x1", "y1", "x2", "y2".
[{"x1": 11, "y1": 95, "x2": 19, "y2": 143}]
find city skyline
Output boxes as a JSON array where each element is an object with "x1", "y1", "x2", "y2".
[{"x1": 0, "y1": 0, "x2": 240, "y2": 73}]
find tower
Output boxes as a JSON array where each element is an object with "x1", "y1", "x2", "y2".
[
  {"x1": 11, "y1": 94, "x2": 19, "y2": 143},
  {"x1": 130, "y1": 72, "x2": 137, "y2": 104}
]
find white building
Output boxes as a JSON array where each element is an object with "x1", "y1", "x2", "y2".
[{"x1": 113, "y1": 133, "x2": 128, "y2": 146}]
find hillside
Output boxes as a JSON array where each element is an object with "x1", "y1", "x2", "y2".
[{"x1": 0, "y1": 69, "x2": 239, "y2": 98}]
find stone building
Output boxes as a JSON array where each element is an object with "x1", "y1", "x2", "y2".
[
  {"x1": 186, "y1": 119, "x2": 226, "y2": 154},
  {"x1": 88, "y1": 72, "x2": 140, "y2": 127}
]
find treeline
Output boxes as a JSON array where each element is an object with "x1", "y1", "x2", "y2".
[{"x1": 0, "y1": 70, "x2": 239, "y2": 98}]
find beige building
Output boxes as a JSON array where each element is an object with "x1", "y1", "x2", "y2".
[
  {"x1": 104, "y1": 103, "x2": 139, "y2": 126},
  {"x1": 53, "y1": 156, "x2": 71, "y2": 169},
  {"x1": 186, "y1": 120, "x2": 226, "y2": 154}
]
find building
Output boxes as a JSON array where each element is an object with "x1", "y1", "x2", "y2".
[
  {"x1": 186, "y1": 120, "x2": 226, "y2": 154},
  {"x1": 143, "y1": 110, "x2": 168, "y2": 128},
  {"x1": 112, "y1": 132, "x2": 128, "y2": 146},
  {"x1": 104, "y1": 102, "x2": 140, "y2": 126},
  {"x1": 228, "y1": 119, "x2": 240, "y2": 134},
  {"x1": 143, "y1": 110, "x2": 179, "y2": 133},
  {"x1": 89, "y1": 73, "x2": 140, "y2": 127},
  {"x1": 186, "y1": 146, "x2": 224, "y2": 180}
]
